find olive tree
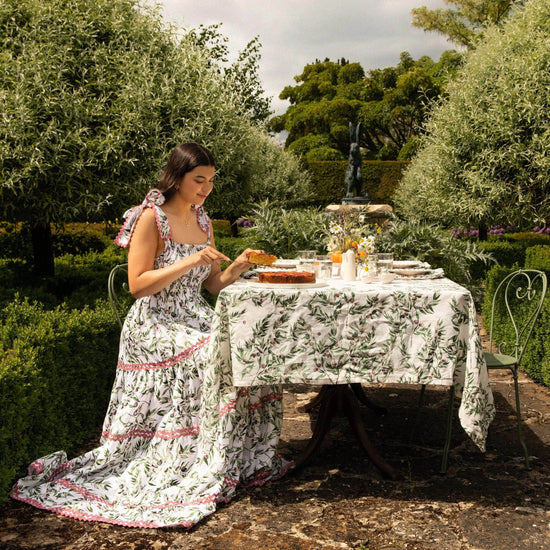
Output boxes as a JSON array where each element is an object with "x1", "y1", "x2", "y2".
[
  {"x1": 412, "y1": 0, "x2": 524, "y2": 48},
  {"x1": 0, "y1": 0, "x2": 311, "y2": 275},
  {"x1": 395, "y1": 0, "x2": 550, "y2": 234}
]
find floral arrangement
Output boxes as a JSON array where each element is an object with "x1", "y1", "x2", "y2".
[{"x1": 326, "y1": 210, "x2": 380, "y2": 263}]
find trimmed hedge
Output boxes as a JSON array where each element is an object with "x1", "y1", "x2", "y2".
[
  {"x1": 0, "y1": 245, "x2": 127, "y2": 310},
  {"x1": 525, "y1": 245, "x2": 550, "y2": 271},
  {"x1": 213, "y1": 234, "x2": 248, "y2": 261},
  {"x1": 470, "y1": 236, "x2": 550, "y2": 280},
  {"x1": 305, "y1": 160, "x2": 409, "y2": 206},
  {"x1": 482, "y1": 262, "x2": 550, "y2": 387},
  {"x1": 470, "y1": 240, "x2": 527, "y2": 280},
  {"x1": 0, "y1": 222, "x2": 114, "y2": 261},
  {"x1": 0, "y1": 298, "x2": 121, "y2": 502}
]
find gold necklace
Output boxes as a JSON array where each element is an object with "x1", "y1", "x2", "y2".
[{"x1": 183, "y1": 209, "x2": 194, "y2": 227}]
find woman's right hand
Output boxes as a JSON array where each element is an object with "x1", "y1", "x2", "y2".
[{"x1": 188, "y1": 245, "x2": 231, "y2": 268}]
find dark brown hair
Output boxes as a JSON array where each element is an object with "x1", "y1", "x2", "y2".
[{"x1": 158, "y1": 142, "x2": 215, "y2": 201}]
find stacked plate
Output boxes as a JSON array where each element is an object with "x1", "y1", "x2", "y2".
[{"x1": 390, "y1": 260, "x2": 433, "y2": 279}]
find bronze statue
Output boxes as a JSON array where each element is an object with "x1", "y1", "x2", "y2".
[{"x1": 343, "y1": 122, "x2": 370, "y2": 203}]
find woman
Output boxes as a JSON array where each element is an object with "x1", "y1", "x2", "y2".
[{"x1": 11, "y1": 143, "x2": 290, "y2": 528}]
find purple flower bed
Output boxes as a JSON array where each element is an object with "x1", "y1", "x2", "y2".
[
  {"x1": 450, "y1": 222, "x2": 550, "y2": 239},
  {"x1": 236, "y1": 218, "x2": 254, "y2": 228}
]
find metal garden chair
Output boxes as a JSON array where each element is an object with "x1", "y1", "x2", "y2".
[
  {"x1": 483, "y1": 268, "x2": 547, "y2": 470},
  {"x1": 418, "y1": 269, "x2": 547, "y2": 474},
  {"x1": 107, "y1": 262, "x2": 131, "y2": 329}
]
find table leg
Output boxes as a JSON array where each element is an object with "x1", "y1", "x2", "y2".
[
  {"x1": 296, "y1": 385, "x2": 330, "y2": 412},
  {"x1": 299, "y1": 384, "x2": 386, "y2": 415},
  {"x1": 293, "y1": 385, "x2": 397, "y2": 480},
  {"x1": 350, "y1": 383, "x2": 388, "y2": 415}
]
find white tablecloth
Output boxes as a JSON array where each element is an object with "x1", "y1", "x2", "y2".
[{"x1": 209, "y1": 277, "x2": 495, "y2": 451}]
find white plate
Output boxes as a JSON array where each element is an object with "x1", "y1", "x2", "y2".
[
  {"x1": 392, "y1": 260, "x2": 421, "y2": 269},
  {"x1": 247, "y1": 281, "x2": 328, "y2": 289},
  {"x1": 272, "y1": 259, "x2": 300, "y2": 269},
  {"x1": 394, "y1": 268, "x2": 432, "y2": 277}
]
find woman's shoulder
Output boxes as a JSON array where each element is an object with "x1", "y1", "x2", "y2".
[{"x1": 114, "y1": 199, "x2": 169, "y2": 248}]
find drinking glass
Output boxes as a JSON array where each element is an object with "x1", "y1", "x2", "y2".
[
  {"x1": 377, "y1": 253, "x2": 394, "y2": 273},
  {"x1": 296, "y1": 250, "x2": 316, "y2": 272},
  {"x1": 313, "y1": 254, "x2": 331, "y2": 280},
  {"x1": 296, "y1": 250, "x2": 316, "y2": 261},
  {"x1": 317, "y1": 263, "x2": 332, "y2": 281},
  {"x1": 366, "y1": 253, "x2": 379, "y2": 275}
]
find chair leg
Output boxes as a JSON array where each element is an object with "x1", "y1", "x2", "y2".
[
  {"x1": 440, "y1": 385, "x2": 455, "y2": 474},
  {"x1": 408, "y1": 384, "x2": 427, "y2": 444},
  {"x1": 512, "y1": 367, "x2": 531, "y2": 470}
]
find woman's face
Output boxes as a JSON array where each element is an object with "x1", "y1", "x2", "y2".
[{"x1": 178, "y1": 165, "x2": 215, "y2": 205}]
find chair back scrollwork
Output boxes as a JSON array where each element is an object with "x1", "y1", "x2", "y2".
[
  {"x1": 489, "y1": 269, "x2": 547, "y2": 363},
  {"x1": 107, "y1": 263, "x2": 131, "y2": 329}
]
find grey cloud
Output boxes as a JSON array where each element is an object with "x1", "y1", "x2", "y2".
[{"x1": 150, "y1": 0, "x2": 451, "y2": 113}]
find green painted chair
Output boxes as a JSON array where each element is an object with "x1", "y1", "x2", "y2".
[
  {"x1": 420, "y1": 269, "x2": 547, "y2": 474},
  {"x1": 482, "y1": 268, "x2": 547, "y2": 470},
  {"x1": 107, "y1": 262, "x2": 131, "y2": 329}
]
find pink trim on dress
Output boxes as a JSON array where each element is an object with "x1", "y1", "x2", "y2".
[
  {"x1": 113, "y1": 189, "x2": 169, "y2": 248},
  {"x1": 224, "y1": 476, "x2": 239, "y2": 488},
  {"x1": 57, "y1": 478, "x2": 112, "y2": 506},
  {"x1": 102, "y1": 425, "x2": 200, "y2": 441},
  {"x1": 117, "y1": 337, "x2": 209, "y2": 371},
  {"x1": 219, "y1": 400, "x2": 237, "y2": 418},
  {"x1": 29, "y1": 460, "x2": 43, "y2": 475},
  {"x1": 48, "y1": 461, "x2": 72, "y2": 482}
]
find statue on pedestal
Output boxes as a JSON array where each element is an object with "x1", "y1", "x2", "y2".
[{"x1": 343, "y1": 122, "x2": 370, "y2": 204}]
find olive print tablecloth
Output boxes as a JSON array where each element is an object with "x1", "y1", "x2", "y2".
[{"x1": 208, "y1": 277, "x2": 495, "y2": 451}]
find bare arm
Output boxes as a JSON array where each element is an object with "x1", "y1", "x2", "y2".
[{"x1": 127, "y1": 209, "x2": 230, "y2": 298}]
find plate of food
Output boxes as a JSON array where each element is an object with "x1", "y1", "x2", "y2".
[
  {"x1": 272, "y1": 258, "x2": 301, "y2": 269},
  {"x1": 391, "y1": 260, "x2": 421, "y2": 269},
  {"x1": 248, "y1": 281, "x2": 328, "y2": 289},
  {"x1": 246, "y1": 270, "x2": 327, "y2": 288},
  {"x1": 393, "y1": 268, "x2": 432, "y2": 278}
]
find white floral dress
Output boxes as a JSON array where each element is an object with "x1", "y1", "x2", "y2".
[{"x1": 11, "y1": 189, "x2": 291, "y2": 528}]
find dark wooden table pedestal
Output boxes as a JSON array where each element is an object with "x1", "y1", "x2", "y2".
[{"x1": 293, "y1": 384, "x2": 397, "y2": 480}]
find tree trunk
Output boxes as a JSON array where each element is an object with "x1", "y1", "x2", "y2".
[
  {"x1": 30, "y1": 222, "x2": 55, "y2": 277},
  {"x1": 478, "y1": 223, "x2": 488, "y2": 241},
  {"x1": 230, "y1": 216, "x2": 238, "y2": 237}
]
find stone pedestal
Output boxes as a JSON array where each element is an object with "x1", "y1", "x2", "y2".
[{"x1": 325, "y1": 203, "x2": 393, "y2": 227}]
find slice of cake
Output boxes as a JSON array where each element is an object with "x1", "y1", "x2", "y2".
[
  {"x1": 258, "y1": 271, "x2": 316, "y2": 284},
  {"x1": 248, "y1": 252, "x2": 277, "y2": 266}
]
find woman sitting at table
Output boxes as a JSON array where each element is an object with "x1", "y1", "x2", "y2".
[{"x1": 11, "y1": 142, "x2": 291, "y2": 528}]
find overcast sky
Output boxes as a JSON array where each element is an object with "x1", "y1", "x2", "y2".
[{"x1": 151, "y1": 0, "x2": 454, "y2": 115}]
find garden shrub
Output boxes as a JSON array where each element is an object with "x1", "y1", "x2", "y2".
[
  {"x1": 470, "y1": 240, "x2": 527, "y2": 280},
  {"x1": 0, "y1": 245, "x2": 127, "y2": 310},
  {"x1": 396, "y1": 0, "x2": 550, "y2": 230},
  {"x1": 0, "y1": 222, "x2": 114, "y2": 261},
  {"x1": 0, "y1": 222, "x2": 32, "y2": 260},
  {"x1": 501, "y1": 232, "x2": 550, "y2": 246},
  {"x1": 213, "y1": 235, "x2": 248, "y2": 261},
  {"x1": 211, "y1": 220, "x2": 232, "y2": 235},
  {"x1": 482, "y1": 265, "x2": 550, "y2": 387},
  {"x1": 52, "y1": 223, "x2": 113, "y2": 256},
  {"x1": 0, "y1": 298, "x2": 121, "y2": 502},
  {"x1": 241, "y1": 202, "x2": 327, "y2": 257},
  {"x1": 525, "y1": 245, "x2": 550, "y2": 272}
]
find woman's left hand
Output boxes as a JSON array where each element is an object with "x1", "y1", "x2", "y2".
[{"x1": 232, "y1": 248, "x2": 263, "y2": 271}]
